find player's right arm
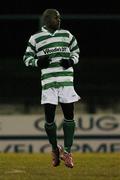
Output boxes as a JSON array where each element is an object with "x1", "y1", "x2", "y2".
[
  {"x1": 23, "y1": 35, "x2": 51, "y2": 69},
  {"x1": 23, "y1": 36, "x2": 38, "y2": 67}
]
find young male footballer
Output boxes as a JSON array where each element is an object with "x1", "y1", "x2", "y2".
[{"x1": 23, "y1": 9, "x2": 80, "y2": 168}]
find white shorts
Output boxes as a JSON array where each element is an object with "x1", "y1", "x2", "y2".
[{"x1": 41, "y1": 86, "x2": 80, "y2": 105}]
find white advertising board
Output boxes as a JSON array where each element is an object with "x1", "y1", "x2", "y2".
[
  {"x1": 0, "y1": 114, "x2": 120, "y2": 153},
  {"x1": 0, "y1": 114, "x2": 119, "y2": 136}
]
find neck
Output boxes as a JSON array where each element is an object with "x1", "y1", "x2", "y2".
[
  {"x1": 48, "y1": 28, "x2": 56, "y2": 33},
  {"x1": 44, "y1": 26, "x2": 57, "y2": 33}
]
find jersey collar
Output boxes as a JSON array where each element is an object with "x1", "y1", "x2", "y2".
[{"x1": 41, "y1": 26, "x2": 58, "y2": 35}]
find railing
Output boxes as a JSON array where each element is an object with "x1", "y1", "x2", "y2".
[{"x1": 1, "y1": 14, "x2": 120, "y2": 20}]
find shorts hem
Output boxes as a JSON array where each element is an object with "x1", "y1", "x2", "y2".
[
  {"x1": 59, "y1": 97, "x2": 81, "y2": 104},
  {"x1": 41, "y1": 101, "x2": 58, "y2": 105}
]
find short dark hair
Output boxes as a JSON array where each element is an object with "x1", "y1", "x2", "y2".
[{"x1": 41, "y1": 9, "x2": 59, "y2": 25}]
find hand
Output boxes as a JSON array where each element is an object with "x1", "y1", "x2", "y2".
[
  {"x1": 37, "y1": 56, "x2": 51, "y2": 69},
  {"x1": 60, "y1": 59, "x2": 74, "y2": 69}
]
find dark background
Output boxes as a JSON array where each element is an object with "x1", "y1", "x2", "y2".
[{"x1": 0, "y1": 1, "x2": 120, "y2": 113}]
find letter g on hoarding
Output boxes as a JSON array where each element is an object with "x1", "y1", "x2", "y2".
[{"x1": 96, "y1": 116, "x2": 118, "y2": 130}]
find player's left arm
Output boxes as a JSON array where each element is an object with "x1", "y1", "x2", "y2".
[
  {"x1": 69, "y1": 35, "x2": 80, "y2": 65},
  {"x1": 60, "y1": 32, "x2": 80, "y2": 69}
]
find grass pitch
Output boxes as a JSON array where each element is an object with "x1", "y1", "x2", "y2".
[{"x1": 0, "y1": 153, "x2": 119, "y2": 180}]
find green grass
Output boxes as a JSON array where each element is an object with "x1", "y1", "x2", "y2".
[{"x1": 0, "y1": 153, "x2": 119, "y2": 180}]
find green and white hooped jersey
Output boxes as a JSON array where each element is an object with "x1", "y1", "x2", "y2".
[{"x1": 23, "y1": 27, "x2": 80, "y2": 90}]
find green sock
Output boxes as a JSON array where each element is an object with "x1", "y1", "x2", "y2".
[
  {"x1": 63, "y1": 119, "x2": 75, "y2": 153},
  {"x1": 45, "y1": 122, "x2": 57, "y2": 150}
]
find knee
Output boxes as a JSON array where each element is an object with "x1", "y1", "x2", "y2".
[{"x1": 64, "y1": 112, "x2": 74, "y2": 120}]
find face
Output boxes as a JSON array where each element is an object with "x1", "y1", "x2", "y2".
[{"x1": 45, "y1": 11, "x2": 61, "y2": 31}]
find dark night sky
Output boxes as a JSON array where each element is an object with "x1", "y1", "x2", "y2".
[
  {"x1": 1, "y1": 1, "x2": 120, "y2": 58},
  {"x1": 0, "y1": 1, "x2": 120, "y2": 15}
]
